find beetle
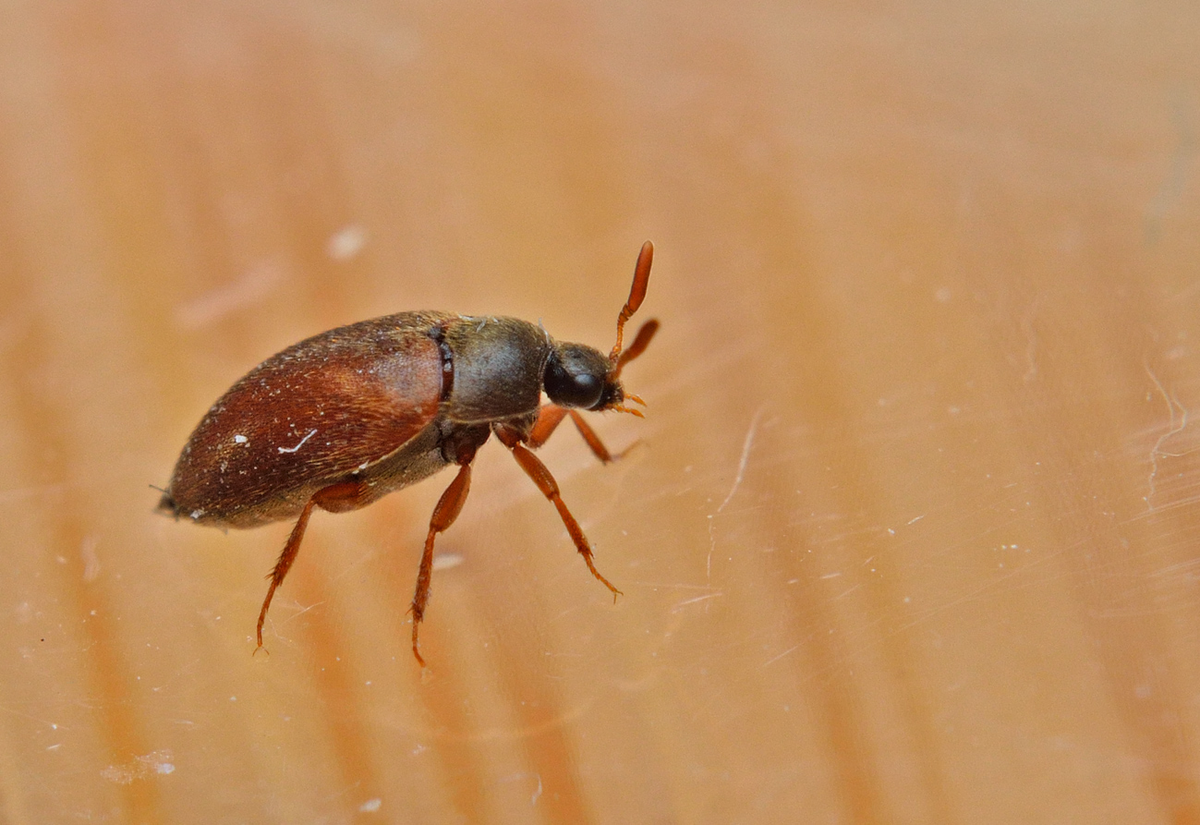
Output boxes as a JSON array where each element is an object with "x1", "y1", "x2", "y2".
[{"x1": 159, "y1": 242, "x2": 658, "y2": 665}]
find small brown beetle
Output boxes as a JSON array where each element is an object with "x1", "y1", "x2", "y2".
[{"x1": 160, "y1": 242, "x2": 658, "y2": 664}]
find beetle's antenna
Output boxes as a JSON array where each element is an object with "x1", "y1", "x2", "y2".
[
  {"x1": 613, "y1": 320, "x2": 659, "y2": 378},
  {"x1": 609, "y1": 241, "x2": 654, "y2": 364}
]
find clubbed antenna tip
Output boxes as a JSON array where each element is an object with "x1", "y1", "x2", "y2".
[{"x1": 609, "y1": 242, "x2": 656, "y2": 377}]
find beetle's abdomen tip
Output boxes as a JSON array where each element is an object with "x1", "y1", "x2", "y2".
[{"x1": 156, "y1": 491, "x2": 180, "y2": 519}]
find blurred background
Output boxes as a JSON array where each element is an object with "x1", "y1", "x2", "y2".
[{"x1": 3, "y1": 1, "x2": 1200, "y2": 822}]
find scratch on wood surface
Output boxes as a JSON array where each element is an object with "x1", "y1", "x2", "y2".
[
  {"x1": 707, "y1": 406, "x2": 766, "y2": 581},
  {"x1": 1144, "y1": 356, "x2": 1188, "y2": 509}
]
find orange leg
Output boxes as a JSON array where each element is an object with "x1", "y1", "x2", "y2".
[
  {"x1": 527, "y1": 404, "x2": 569, "y2": 448},
  {"x1": 496, "y1": 427, "x2": 622, "y2": 600},
  {"x1": 569, "y1": 410, "x2": 637, "y2": 463},
  {"x1": 527, "y1": 404, "x2": 634, "y2": 463},
  {"x1": 254, "y1": 480, "x2": 374, "y2": 653},
  {"x1": 409, "y1": 461, "x2": 473, "y2": 666},
  {"x1": 256, "y1": 497, "x2": 317, "y2": 653}
]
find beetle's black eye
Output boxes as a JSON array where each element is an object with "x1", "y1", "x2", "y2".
[{"x1": 544, "y1": 344, "x2": 608, "y2": 409}]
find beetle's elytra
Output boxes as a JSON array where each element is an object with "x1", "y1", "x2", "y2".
[{"x1": 159, "y1": 242, "x2": 658, "y2": 665}]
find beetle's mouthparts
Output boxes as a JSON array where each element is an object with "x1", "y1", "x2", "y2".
[{"x1": 611, "y1": 402, "x2": 646, "y2": 418}]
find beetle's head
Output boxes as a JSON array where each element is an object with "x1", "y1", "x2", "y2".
[{"x1": 542, "y1": 242, "x2": 659, "y2": 414}]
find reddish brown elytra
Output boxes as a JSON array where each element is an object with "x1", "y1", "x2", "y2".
[{"x1": 159, "y1": 242, "x2": 658, "y2": 665}]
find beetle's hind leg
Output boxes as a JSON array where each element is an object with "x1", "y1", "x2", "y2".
[
  {"x1": 409, "y1": 460, "x2": 473, "y2": 667},
  {"x1": 256, "y1": 498, "x2": 317, "y2": 654},
  {"x1": 254, "y1": 481, "x2": 375, "y2": 654}
]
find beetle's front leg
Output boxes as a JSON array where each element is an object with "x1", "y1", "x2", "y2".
[
  {"x1": 528, "y1": 404, "x2": 636, "y2": 464},
  {"x1": 527, "y1": 404, "x2": 569, "y2": 448}
]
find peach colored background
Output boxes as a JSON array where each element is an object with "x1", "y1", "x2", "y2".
[{"x1": 3, "y1": 2, "x2": 1200, "y2": 823}]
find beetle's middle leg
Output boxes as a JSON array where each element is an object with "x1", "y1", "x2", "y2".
[{"x1": 409, "y1": 458, "x2": 473, "y2": 667}]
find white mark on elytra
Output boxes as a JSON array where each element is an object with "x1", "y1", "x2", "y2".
[{"x1": 278, "y1": 429, "x2": 318, "y2": 454}]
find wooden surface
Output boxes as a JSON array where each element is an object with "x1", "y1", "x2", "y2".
[{"x1": 3, "y1": 2, "x2": 1200, "y2": 822}]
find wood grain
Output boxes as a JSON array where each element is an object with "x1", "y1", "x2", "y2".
[{"x1": 2, "y1": 1, "x2": 1199, "y2": 822}]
